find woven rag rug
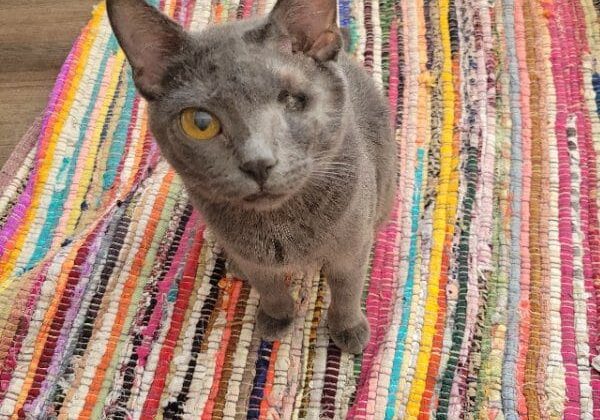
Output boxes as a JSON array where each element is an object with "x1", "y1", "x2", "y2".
[{"x1": 1, "y1": 0, "x2": 600, "y2": 418}]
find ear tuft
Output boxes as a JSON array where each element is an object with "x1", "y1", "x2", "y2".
[
  {"x1": 307, "y1": 30, "x2": 342, "y2": 62},
  {"x1": 107, "y1": 0, "x2": 188, "y2": 99},
  {"x1": 269, "y1": 0, "x2": 342, "y2": 61}
]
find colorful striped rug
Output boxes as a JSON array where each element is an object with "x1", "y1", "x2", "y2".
[{"x1": 1, "y1": 0, "x2": 600, "y2": 418}]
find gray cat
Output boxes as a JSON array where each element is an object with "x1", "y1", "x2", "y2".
[{"x1": 107, "y1": 0, "x2": 396, "y2": 353}]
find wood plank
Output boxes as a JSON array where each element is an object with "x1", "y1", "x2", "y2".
[{"x1": 0, "y1": 0, "x2": 96, "y2": 167}]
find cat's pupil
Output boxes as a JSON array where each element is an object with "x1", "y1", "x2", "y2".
[
  {"x1": 277, "y1": 90, "x2": 289, "y2": 103},
  {"x1": 294, "y1": 94, "x2": 307, "y2": 109},
  {"x1": 194, "y1": 112, "x2": 213, "y2": 130},
  {"x1": 278, "y1": 90, "x2": 307, "y2": 111}
]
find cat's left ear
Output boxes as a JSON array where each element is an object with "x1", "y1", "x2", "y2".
[
  {"x1": 107, "y1": 0, "x2": 189, "y2": 99},
  {"x1": 267, "y1": 0, "x2": 342, "y2": 62}
]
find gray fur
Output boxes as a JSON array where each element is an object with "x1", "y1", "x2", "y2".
[{"x1": 107, "y1": 0, "x2": 396, "y2": 353}]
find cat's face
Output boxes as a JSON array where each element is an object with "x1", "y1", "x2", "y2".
[
  {"x1": 107, "y1": 0, "x2": 346, "y2": 211},
  {"x1": 149, "y1": 23, "x2": 346, "y2": 210}
]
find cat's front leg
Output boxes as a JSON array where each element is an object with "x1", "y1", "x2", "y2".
[
  {"x1": 323, "y1": 242, "x2": 372, "y2": 354},
  {"x1": 236, "y1": 262, "x2": 296, "y2": 340}
]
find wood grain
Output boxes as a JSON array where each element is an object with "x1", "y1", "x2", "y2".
[{"x1": 0, "y1": 0, "x2": 96, "y2": 167}]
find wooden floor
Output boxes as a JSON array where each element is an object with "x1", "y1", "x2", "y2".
[{"x1": 0, "y1": 0, "x2": 96, "y2": 167}]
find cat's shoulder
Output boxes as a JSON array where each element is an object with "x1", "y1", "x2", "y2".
[{"x1": 338, "y1": 54, "x2": 389, "y2": 117}]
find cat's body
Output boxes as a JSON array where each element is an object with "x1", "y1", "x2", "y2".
[
  {"x1": 108, "y1": 0, "x2": 396, "y2": 353},
  {"x1": 171, "y1": 46, "x2": 394, "y2": 272}
]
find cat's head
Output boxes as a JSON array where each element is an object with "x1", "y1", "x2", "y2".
[{"x1": 107, "y1": 0, "x2": 349, "y2": 211}]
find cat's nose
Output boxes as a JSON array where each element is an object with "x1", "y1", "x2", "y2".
[{"x1": 239, "y1": 158, "x2": 277, "y2": 186}]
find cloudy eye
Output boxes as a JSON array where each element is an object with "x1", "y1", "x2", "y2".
[
  {"x1": 278, "y1": 90, "x2": 308, "y2": 111},
  {"x1": 180, "y1": 108, "x2": 221, "y2": 140}
]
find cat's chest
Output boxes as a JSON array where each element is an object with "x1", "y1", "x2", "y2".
[{"x1": 206, "y1": 210, "x2": 325, "y2": 266}]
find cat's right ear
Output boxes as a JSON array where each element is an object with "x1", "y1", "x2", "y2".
[
  {"x1": 107, "y1": 0, "x2": 188, "y2": 100},
  {"x1": 268, "y1": 0, "x2": 342, "y2": 62}
]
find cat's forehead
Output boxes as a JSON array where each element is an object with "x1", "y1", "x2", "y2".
[
  {"x1": 193, "y1": 21, "x2": 255, "y2": 55},
  {"x1": 168, "y1": 20, "x2": 311, "y2": 91},
  {"x1": 187, "y1": 21, "x2": 273, "y2": 71}
]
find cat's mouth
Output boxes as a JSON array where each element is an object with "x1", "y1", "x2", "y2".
[
  {"x1": 243, "y1": 192, "x2": 286, "y2": 203},
  {"x1": 241, "y1": 191, "x2": 289, "y2": 210}
]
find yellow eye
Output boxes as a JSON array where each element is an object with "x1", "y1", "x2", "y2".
[{"x1": 180, "y1": 108, "x2": 221, "y2": 140}]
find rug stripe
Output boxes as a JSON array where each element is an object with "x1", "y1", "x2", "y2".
[{"x1": 405, "y1": 0, "x2": 456, "y2": 414}]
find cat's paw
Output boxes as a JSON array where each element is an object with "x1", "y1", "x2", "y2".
[
  {"x1": 256, "y1": 307, "x2": 293, "y2": 341},
  {"x1": 329, "y1": 315, "x2": 370, "y2": 354},
  {"x1": 225, "y1": 259, "x2": 243, "y2": 277}
]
